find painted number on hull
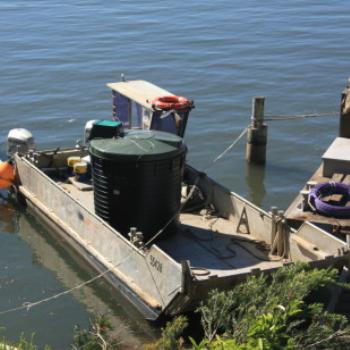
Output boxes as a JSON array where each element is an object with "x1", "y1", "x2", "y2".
[{"x1": 149, "y1": 255, "x2": 163, "y2": 273}]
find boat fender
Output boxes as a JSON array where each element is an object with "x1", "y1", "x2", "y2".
[
  {"x1": 308, "y1": 182, "x2": 350, "y2": 218},
  {"x1": 0, "y1": 161, "x2": 15, "y2": 189},
  {"x1": 152, "y1": 96, "x2": 192, "y2": 111}
]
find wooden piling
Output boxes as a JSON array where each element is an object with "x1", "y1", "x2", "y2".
[
  {"x1": 246, "y1": 97, "x2": 268, "y2": 164},
  {"x1": 340, "y1": 78, "x2": 350, "y2": 138},
  {"x1": 270, "y1": 206, "x2": 278, "y2": 248},
  {"x1": 276, "y1": 210, "x2": 285, "y2": 257}
]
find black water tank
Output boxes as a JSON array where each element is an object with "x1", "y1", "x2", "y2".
[{"x1": 89, "y1": 130, "x2": 186, "y2": 240}]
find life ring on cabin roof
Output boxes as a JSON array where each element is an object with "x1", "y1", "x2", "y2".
[
  {"x1": 152, "y1": 96, "x2": 191, "y2": 111},
  {"x1": 308, "y1": 182, "x2": 350, "y2": 218}
]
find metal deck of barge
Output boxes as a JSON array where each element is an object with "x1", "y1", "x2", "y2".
[{"x1": 59, "y1": 180, "x2": 284, "y2": 274}]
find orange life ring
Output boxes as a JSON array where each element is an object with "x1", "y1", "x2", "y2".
[{"x1": 152, "y1": 96, "x2": 191, "y2": 111}]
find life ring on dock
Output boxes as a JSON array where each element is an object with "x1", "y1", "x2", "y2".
[
  {"x1": 0, "y1": 161, "x2": 15, "y2": 189},
  {"x1": 152, "y1": 96, "x2": 191, "y2": 111},
  {"x1": 308, "y1": 182, "x2": 350, "y2": 218}
]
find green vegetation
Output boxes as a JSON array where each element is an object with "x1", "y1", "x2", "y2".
[
  {"x1": 161, "y1": 263, "x2": 350, "y2": 349},
  {"x1": 144, "y1": 316, "x2": 188, "y2": 350},
  {"x1": 2, "y1": 263, "x2": 350, "y2": 349},
  {"x1": 0, "y1": 334, "x2": 51, "y2": 350},
  {"x1": 72, "y1": 314, "x2": 120, "y2": 350},
  {"x1": 0, "y1": 315, "x2": 117, "y2": 350}
]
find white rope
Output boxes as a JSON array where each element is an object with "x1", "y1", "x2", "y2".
[
  {"x1": 0, "y1": 125, "x2": 249, "y2": 316},
  {"x1": 0, "y1": 254, "x2": 132, "y2": 316},
  {"x1": 264, "y1": 112, "x2": 337, "y2": 121},
  {"x1": 209, "y1": 127, "x2": 248, "y2": 167}
]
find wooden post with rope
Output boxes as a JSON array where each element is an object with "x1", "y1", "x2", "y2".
[
  {"x1": 340, "y1": 78, "x2": 350, "y2": 138},
  {"x1": 246, "y1": 96, "x2": 268, "y2": 164}
]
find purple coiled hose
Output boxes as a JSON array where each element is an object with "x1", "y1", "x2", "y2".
[{"x1": 309, "y1": 182, "x2": 350, "y2": 218}]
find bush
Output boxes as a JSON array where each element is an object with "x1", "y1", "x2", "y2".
[
  {"x1": 182, "y1": 263, "x2": 350, "y2": 349},
  {"x1": 0, "y1": 333, "x2": 51, "y2": 350},
  {"x1": 72, "y1": 314, "x2": 120, "y2": 350},
  {"x1": 144, "y1": 316, "x2": 188, "y2": 350}
]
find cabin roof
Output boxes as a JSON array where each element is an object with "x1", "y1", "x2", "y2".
[{"x1": 107, "y1": 80, "x2": 174, "y2": 109}]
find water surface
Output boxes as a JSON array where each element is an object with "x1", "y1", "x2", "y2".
[{"x1": 0, "y1": 1, "x2": 349, "y2": 347}]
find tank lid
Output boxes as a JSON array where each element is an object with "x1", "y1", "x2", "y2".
[
  {"x1": 89, "y1": 132, "x2": 185, "y2": 162},
  {"x1": 124, "y1": 130, "x2": 183, "y2": 148},
  {"x1": 94, "y1": 120, "x2": 122, "y2": 128}
]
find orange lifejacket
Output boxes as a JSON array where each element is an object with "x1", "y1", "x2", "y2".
[{"x1": 0, "y1": 161, "x2": 15, "y2": 189}]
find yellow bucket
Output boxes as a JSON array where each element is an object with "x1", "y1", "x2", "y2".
[
  {"x1": 67, "y1": 156, "x2": 81, "y2": 168},
  {"x1": 73, "y1": 161, "x2": 88, "y2": 175}
]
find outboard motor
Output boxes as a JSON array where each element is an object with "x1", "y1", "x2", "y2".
[
  {"x1": 7, "y1": 128, "x2": 35, "y2": 156},
  {"x1": 84, "y1": 120, "x2": 98, "y2": 145}
]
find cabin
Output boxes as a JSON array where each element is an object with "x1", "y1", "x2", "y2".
[{"x1": 107, "y1": 80, "x2": 193, "y2": 137}]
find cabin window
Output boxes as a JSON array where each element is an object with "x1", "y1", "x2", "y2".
[
  {"x1": 112, "y1": 92, "x2": 131, "y2": 128},
  {"x1": 142, "y1": 108, "x2": 152, "y2": 129},
  {"x1": 131, "y1": 102, "x2": 143, "y2": 129},
  {"x1": 112, "y1": 92, "x2": 147, "y2": 129}
]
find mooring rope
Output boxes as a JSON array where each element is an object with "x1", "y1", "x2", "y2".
[
  {"x1": 0, "y1": 125, "x2": 249, "y2": 316},
  {"x1": 264, "y1": 112, "x2": 338, "y2": 121},
  {"x1": 0, "y1": 255, "x2": 132, "y2": 315},
  {"x1": 210, "y1": 127, "x2": 248, "y2": 165}
]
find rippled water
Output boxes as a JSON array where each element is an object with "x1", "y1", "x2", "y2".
[{"x1": 0, "y1": 1, "x2": 349, "y2": 347}]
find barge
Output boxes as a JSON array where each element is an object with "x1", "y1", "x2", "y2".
[{"x1": 8, "y1": 80, "x2": 349, "y2": 320}]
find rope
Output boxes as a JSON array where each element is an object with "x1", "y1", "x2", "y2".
[
  {"x1": 264, "y1": 112, "x2": 338, "y2": 121},
  {"x1": 209, "y1": 127, "x2": 248, "y2": 166},
  {"x1": 0, "y1": 254, "x2": 132, "y2": 316},
  {"x1": 0, "y1": 125, "x2": 249, "y2": 316}
]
